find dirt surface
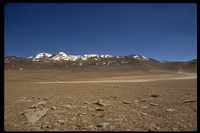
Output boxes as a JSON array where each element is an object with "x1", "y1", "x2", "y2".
[{"x1": 4, "y1": 69, "x2": 197, "y2": 131}]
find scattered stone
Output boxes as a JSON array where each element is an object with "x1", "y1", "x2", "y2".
[
  {"x1": 181, "y1": 100, "x2": 197, "y2": 103},
  {"x1": 149, "y1": 123, "x2": 160, "y2": 131},
  {"x1": 97, "y1": 123, "x2": 110, "y2": 128},
  {"x1": 74, "y1": 123, "x2": 81, "y2": 129},
  {"x1": 94, "y1": 101, "x2": 99, "y2": 104},
  {"x1": 155, "y1": 127, "x2": 160, "y2": 130},
  {"x1": 68, "y1": 102, "x2": 72, "y2": 105},
  {"x1": 13, "y1": 123, "x2": 19, "y2": 127},
  {"x1": 22, "y1": 108, "x2": 49, "y2": 124},
  {"x1": 26, "y1": 97, "x2": 33, "y2": 100},
  {"x1": 123, "y1": 100, "x2": 133, "y2": 104},
  {"x1": 62, "y1": 104, "x2": 72, "y2": 109},
  {"x1": 46, "y1": 125, "x2": 52, "y2": 128},
  {"x1": 51, "y1": 106, "x2": 56, "y2": 110},
  {"x1": 78, "y1": 113, "x2": 87, "y2": 117},
  {"x1": 151, "y1": 94, "x2": 159, "y2": 97},
  {"x1": 113, "y1": 96, "x2": 120, "y2": 98},
  {"x1": 29, "y1": 101, "x2": 46, "y2": 109},
  {"x1": 16, "y1": 97, "x2": 34, "y2": 103},
  {"x1": 21, "y1": 121, "x2": 29, "y2": 124},
  {"x1": 54, "y1": 114, "x2": 60, "y2": 119},
  {"x1": 84, "y1": 101, "x2": 90, "y2": 104},
  {"x1": 99, "y1": 99, "x2": 104, "y2": 102},
  {"x1": 19, "y1": 68, "x2": 23, "y2": 71},
  {"x1": 16, "y1": 99, "x2": 24, "y2": 103},
  {"x1": 95, "y1": 107, "x2": 104, "y2": 111},
  {"x1": 141, "y1": 112, "x2": 148, "y2": 116},
  {"x1": 165, "y1": 108, "x2": 175, "y2": 112},
  {"x1": 56, "y1": 120, "x2": 65, "y2": 125},
  {"x1": 46, "y1": 128, "x2": 53, "y2": 131},
  {"x1": 88, "y1": 108, "x2": 95, "y2": 111},
  {"x1": 43, "y1": 97, "x2": 50, "y2": 100},
  {"x1": 142, "y1": 106, "x2": 149, "y2": 109},
  {"x1": 140, "y1": 99, "x2": 146, "y2": 102},
  {"x1": 94, "y1": 100, "x2": 112, "y2": 106},
  {"x1": 133, "y1": 100, "x2": 139, "y2": 103},
  {"x1": 150, "y1": 103, "x2": 159, "y2": 106}
]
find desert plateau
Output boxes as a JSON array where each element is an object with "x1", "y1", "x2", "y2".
[{"x1": 4, "y1": 53, "x2": 197, "y2": 131}]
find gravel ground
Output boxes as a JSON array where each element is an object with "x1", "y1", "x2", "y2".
[{"x1": 4, "y1": 70, "x2": 197, "y2": 131}]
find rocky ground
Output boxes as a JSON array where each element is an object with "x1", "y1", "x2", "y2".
[{"x1": 4, "y1": 69, "x2": 197, "y2": 131}]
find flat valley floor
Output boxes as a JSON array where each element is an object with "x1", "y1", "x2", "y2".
[{"x1": 4, "y1": 69, "x2": 197, "y2": 131}]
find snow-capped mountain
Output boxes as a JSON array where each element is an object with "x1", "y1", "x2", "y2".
[
  {"x1": 28, "y1": 52, "x2": 52, "y2": 61},
  {"x1": 49, "y1": 52, "x2": 68, "y2": 60},
  {"x1": 128, "y1": 54, "x2": 149, "y2": 61},
  {"x1": 28, "y1": 52, "x2": 117, "y2": 61}
]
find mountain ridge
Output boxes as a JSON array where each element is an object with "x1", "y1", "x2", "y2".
[
  {"x1": 27, "y1": 52, "x2": 149, "y2": 62},
  {"x1": 4, "y1": 52, "x2": 197, "y2": 73}
]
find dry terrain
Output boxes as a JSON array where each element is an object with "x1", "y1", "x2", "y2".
[{"x1": 4, "y1": 69, "x2": 197, "y2": 131}]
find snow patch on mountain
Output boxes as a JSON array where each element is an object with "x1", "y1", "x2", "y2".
[
  {"x1": 83, "y1": 54, "x2": 99, "y2": 58},
  {"x1": 133, "y1": 55, "x2": 139, "y2": 59},
  {"x1": 100, "y1": 54, "x2": 114, "y2": 58},
  {"x1": 28, "y1": 56, "x2": 33, "y2": 59},
  {"x1": 131, "y1": 54, "x2": 149, "y2": 60},
  {"x1": 29, "y1": 52, "x2": 52, "y2": 61},
  {"x1": 49, "y1": 52, "x2": 67, "y2": 60},
  {"x1": 34, "y1": 52, "x2": 52, "y2": 59}
]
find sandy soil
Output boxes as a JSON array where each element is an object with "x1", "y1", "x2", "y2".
[{"x1": 4, "y1": 69, "x2": 197, "y2": 131}]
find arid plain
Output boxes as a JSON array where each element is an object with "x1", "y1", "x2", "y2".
[{"x1": 4, "y1": 68, "x2": 197, "y2": 131}]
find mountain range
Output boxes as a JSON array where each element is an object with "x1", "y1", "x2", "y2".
[
  {"x1": 27, "y1": 52, "x2": 149, "y2": 62},
  {"x1": 4, "y1": 52, "x2": 197, "y2": 73}
]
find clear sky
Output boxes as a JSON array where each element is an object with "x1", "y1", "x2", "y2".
[{"x1": 4, "y1": 3, "x2": 197, "y2": 61}]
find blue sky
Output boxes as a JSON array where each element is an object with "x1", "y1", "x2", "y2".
[{"x1": 4, "y1": 3, "x2": 196, "y2": 61}]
